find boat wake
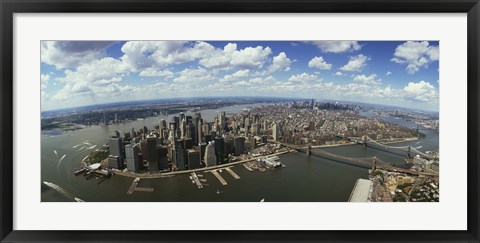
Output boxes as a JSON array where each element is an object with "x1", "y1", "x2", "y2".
[
  {"x1": 43, "y1": 181, "x2": 84, "y2": 202},
  {"x1": 57, "y1": 154, "x2": 66, "y2": 168}
]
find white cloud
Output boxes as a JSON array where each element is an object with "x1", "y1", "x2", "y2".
[
  {"x1": 288, "y1": 73, "x2": 320, "y2": 83},
  {"x1": 199, "y1": 43, "x2": 272, "y2": 69},
  {"x1": 173, "y1": 67, "x2": 216, "y2": 83},
  {"x1": 139, "y1": 68, "x2": 174, "y2": 79},
  {"x1": 268, "y1": 52, "x2": 292, "y2": 72},
  {"x1": 308, "y1": 56, "x2": 332, "y2": 70},
  {"x1": 391, "y1": 41, "x2": 439, "y2": 74},
  {"x1": 307, "y1": 41, "x2": 361, "y2": 53},
  {"x1": 334, "y1": 71, "x2": 344, "y2": 76},
  {"x1": 386, "y1": 71, "x2": 392, "y2": 76},
  {"x1": 220, "y1": 69, "x2": 250, "y2": 82},
  {"x1": 352, "y1": 74, "x2": 381, "y2": 85},
  {"x1": 41, "y1": 41, "x2": 114, "y2": 69},
  {"x1": 41, "y1": 74, "x2": 50, "y2": 89},
  {"x1": 339, "y1": 54, "x2": 370, "y2": 72},
  {"x1": 403, "y1": 80, "x2": 437, "y2": 102}
]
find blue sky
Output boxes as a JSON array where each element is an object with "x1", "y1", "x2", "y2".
[{"x1": 41, "y1": 41, "x2": 439, "y2": 111}]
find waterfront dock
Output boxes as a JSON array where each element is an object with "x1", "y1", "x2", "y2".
[
  {"x1": 225, "y1": 167, "x2": 240, "y2": 179},
  {"x1": 210, "y1": 170, "x2": 227, "y2": 186},
  {"x1": 243, "y1": 163, "x2": 253, "y2": 172},
  {"x1": 191, "y1": 172, "x2": 203, "y2": 189},
  {"x1": 348, "y1": 178, "x2": 373, "y2": 202},
  {"x1": 127, "y1": 178, "x2": 154, "y2": 194}
]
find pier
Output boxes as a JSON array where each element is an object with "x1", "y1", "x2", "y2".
[
  {"x1": 243, "y1": 164, "x2": 253, "y2": 172},
  {"x1": 190, "y1": 172, "x2": 203, "y2": 189},
  {"x1": 127, "y1": 178, "x2": 154, "y2": 195},
  {"x1": 210, "y1": 170, "x2": 228, "y2": 186},
  {"x1": 225, "y1": 167, "x2": 240, "y2": 179}
]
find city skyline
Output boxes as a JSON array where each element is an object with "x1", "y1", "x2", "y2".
[{"x1": 41, "y1": 41, "x2": 439, "y2": 111}]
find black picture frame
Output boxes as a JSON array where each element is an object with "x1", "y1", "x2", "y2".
[{"x1": 1, "y1": 0, "x2": 479, "y2": 242}]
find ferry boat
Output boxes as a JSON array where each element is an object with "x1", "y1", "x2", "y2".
[{"x1": 261, "y1": 156, "x2": 284, "y2": 168}]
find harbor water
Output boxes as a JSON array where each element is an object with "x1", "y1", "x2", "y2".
[{"x1": 41, "y1": 105, "x2": 438, "y2": 202}]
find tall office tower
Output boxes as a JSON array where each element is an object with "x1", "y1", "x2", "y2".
[
  {"x1": 263, "y1": 119, "x2": 268, "y2": 131},
  {"x1": 187, "y1": 122, "x2": 196, "y2": 141},
  {"x1": 204, "y1": 141, "x2": 217, "y2": 167},
  {"x1": 250, "y1": 136, "x2": 257, "y2": 149},
  {"x1": 157, "y1": 145, "x2": 169, "y2": 170},
  {"x1": 179, "y1": 113, "x2": 186, "y2": 138},
  {"x1": 160, "y1": 119, "x2": 167, "y2": 130},
  {"x1": 109, "y1": 137, "x2": 123, "y2": 159},
  {"x1": 193, "y1": 116, "x2": 200, "y2": 144},
  {"x1": 234, "y1": 136, "x2": 246, "y2": 156},
  {"x1": 103, "y1": 112, "x2": 108, "y2": 125},
  {"x1": 199, "y1": 143, "x2": 207, "y2": 163},
  {"x1": 197, "y1": 118, "x2": 203, "y2": 143},
  {"x1": 125, "y1": 144, "x2": 140, "y2": 172},
  {"x1": 114, "y1": 113, "x2": 118, "y2": 124},
  {"x1": 168, "y1": 128, "x2": 175, "y2": 145},
  {"x1": 251, "y1": 123, "x2": 259, "y2": 136},
  {"x1": 214, "y1": 136, "x2": 225, "y2": 164},
  {"x1": 146, "y1": 134, "x2": 158, "y2": 173},
  {"x1": 131, "y1": 128, "x2": 136, "y2": 138},
  {"x1": 143, "y1": 126, "x2": 148, "y2": 135},
  {"x1": 175, "y1": 144, "x2": 187, "y2": 170},
  {"x1": 203, "y1": 134, "x2": 212, "y2": 144},
  {"x1": 311, "y1": 99, "x2": 315, "y2": 110},
  {"x1": 272, "y1": 122, "x2": 279, "y2": 141},
  {"x1": 219, "y1": 111, "x2": 226, "y2": 127},
  {"x1": 187, "y1": 149, "x2": 201, "y2": 169},
  {"x1": 253, "y1": 114, "x2": 259, "y2": 124},
  {"x1": 108, "y1": 155, "x2": 122, "y2": 169},
  {"x1": 202, "y1": 123, "x2": 210, "y2": 137},
  {"x1": 184, "y1": 138, "x2": 194, "y2": 149},
  {"x1": 225, "y1": 139, "x2": 234, "y2": 156}
]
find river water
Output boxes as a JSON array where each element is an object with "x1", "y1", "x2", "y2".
[{"x1": 41, "y1": 105, "x2": 438, "y2": 202}]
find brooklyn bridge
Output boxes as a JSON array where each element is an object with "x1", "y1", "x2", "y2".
[{"x1": 275, "y1": 136, "x2": 438, "y2": 176}]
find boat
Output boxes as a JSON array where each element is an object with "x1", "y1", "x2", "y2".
[
  {"x1": 260, "y1": 198, "x2": 265, "y2": 202},
  {"x1": 262, "y1": 157, "x2": 283, "y2": 168},
  {"x1": 74, "y1": 197, "x2": 85, "y2": 202}
]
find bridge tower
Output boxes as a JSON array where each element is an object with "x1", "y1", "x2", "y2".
[
  {"x1": 407, "y1": 146, "x2": 411, "y2": 158},
  {"x1": 371, "y1": 156, "x2": 377, "y2": 172},
  {"x1": 306, "y1": 144, "x2": 311, "y2": 156},
  {"x1": 362, "y1": 135, "x2": 367, "y2": 147}
]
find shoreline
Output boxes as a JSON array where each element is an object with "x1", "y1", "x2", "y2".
[{"x1": 112, "y1": 150, "x2": 292, "y2": 179}]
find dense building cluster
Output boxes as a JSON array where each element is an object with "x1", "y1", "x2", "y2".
[{"x1": 104, "y1": 101, "x2": 421, "y2": 174}]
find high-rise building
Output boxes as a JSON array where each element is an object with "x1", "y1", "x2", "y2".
[
  {"x1": 272, "y1": 122, "x2": 279, "y2": 141},
  {"x1": 187, "y1": 149, "x2": 201, "y2": 169},
  {"x1": 157, "y1": 145, "x2": 169, "y2": 170},
  {"x1": 214, "y1": 136, "x2": 225, "y2": 164},
  {"x1": 199, "y1": 143, "x2": 207, "y2": 163},
  {"x1": 108, "y1": 155, "x2": 122, "y2": 169},
  {"x1": 146, "y1": 134, "x2": 158, "y2": 173},
  {"x1": 109, "y1": 137, "x2": 123, "y2": 159},
  {"x1": 160, "y1": 119, "x2": 167, "y2": 130},
  {"x1": 103, "y1": 112, "x2": 108, "y2": 125},
  {"x1": 175, "y1": 145, "x2": 187, "y2": 170},
  {"x1": 204, "y1": 141, "x2": 217, "y2": 167},
  {"x1": 125, "y1": 144, "x2": 140, "y2": 172},
  {"x1": 225, "y1": 139, "x2": 234, "y2": 156},
  {"x1": 234, "y1": 137, "x2": 246, "y2": 156}
]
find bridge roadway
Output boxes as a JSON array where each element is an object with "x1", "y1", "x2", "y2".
[{"x1": 275, "y1": 141, "x2": 438, "y2": 177}]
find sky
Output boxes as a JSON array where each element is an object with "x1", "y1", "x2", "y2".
[{"x1": 40, "y1": 41, "x2": 439, "y2": 112}]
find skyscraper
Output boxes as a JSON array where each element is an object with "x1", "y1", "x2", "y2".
[
  {"x1": 187, "y1": 149, "x2": 201, "y2": 169},
  {"x1": 157, "y1": 145, "x2": 169, "y2": 170},
  {"x1": 272, "y1": 122, "x2": 279, "y2": 141},
  {"x1": 125, "y1": 144, "x2": 140, "y2": 172},
  {"x1": 234, "y1": 136, "x2": 246, "y2": 156},
  {"x1": 214, "y1": 136, "x2": 225, "y2": 164},
  {"x1": 146, "y1": 134, "x2": 158, "y2": 173},
  {"x1": 109, "y1": 137, "x2": 123, "y2": 159},
  {"x1": 204, "y1": 141, "x2": 217, "y2": 167}
]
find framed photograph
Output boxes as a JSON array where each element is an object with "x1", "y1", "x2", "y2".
[{"x1": 1, "y1": 0, "x2": 479, "y2": 242}]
